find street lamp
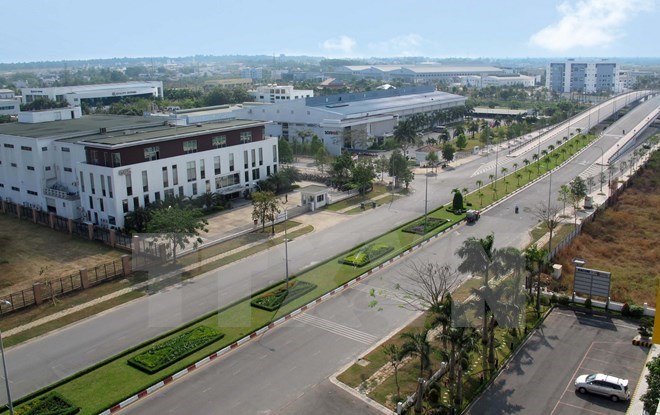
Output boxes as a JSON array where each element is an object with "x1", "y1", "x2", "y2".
[
  {"x1": 592, "y1": 145, "x2": 605, "y2": 191},
  {"x1": 283, "y1": 207, "x2": 290, "y2": 290},
  {"x1": 0, "y1": 300, "x2": 13, "y2": 415}
]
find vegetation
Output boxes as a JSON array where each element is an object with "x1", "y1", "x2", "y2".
[
  {"x1": 250, "y1": 280, "x2": 317, "y2": 311},
  {"x1": 251, "y1": 191, "x2": 281, "y2": 233},
  {"x1": 642, "y1": 355, "x2": 660, "y2": 415},
  {"x1": 402, "y1": 217, "x2": 450, "y2": 235},
  {"x1": 145, "y1": 206, "x2": 208, "y2": 263},
  {"x1": 340, "y1": 244, "x2": 394, "y2": 267},
  {"x1": 128, "y1": 326, "x2": 224, "y2": 374},
  {"x1": 14, "y1": 392, "x2": 79, "y2": 415}
]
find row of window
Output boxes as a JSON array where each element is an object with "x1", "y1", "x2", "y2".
[
  {"x1": 0, "y1": 183, "x2": 38, "y2": 196},
  {"x1": 81, "y1": 172, "x2": 114, "y2": 198}
]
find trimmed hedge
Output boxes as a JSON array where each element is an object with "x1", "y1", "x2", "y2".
[
  {"x1": 402, "y1": 217, "x2": 450, "y2": 235},
  {"x1": 339, "y1": 243, "x2": 394, "y2": 267},
  {"x1": 15, "y1": 392, "x2": 79, "y2": 415},
  {"x1": 128, "y1": 326, "x2": 224, "y2": 374},
  {"x1": 250, "y1": 280, "x2": 317, "y2": 311}
]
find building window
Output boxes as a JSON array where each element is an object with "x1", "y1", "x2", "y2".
[
  {"x1": 3, "y1": 144, "x2": 14, "y2": 148},
  {"x1": 100, "y1": 198, "x2": 105, "y2": 212},
  {"x1": 154, "y1": 191, "x2": 160, "y2": 201},
  {"x1": 164, "y1": 189, "x2": 174, "y2": 200},
  {"x1": 240, "y1": 131, "x2": 252, "y2": 143},
  {"x1": 45, "y1": 166, "x2": 51, "y2": 171},
  {"x1": 244, "y1": 150, "x2": 248, "y2": 169},
  {"x1": 144, "y1": 146, "x2": 160, "y2": 161},
  {"x1": 80, "y1": 172, "x2": 85, "y2": 192},
  {"x1": 252, "y1": 168, "x2": 260, "y2": 181},
  {"x1": 229, "y1": 153, "x2": 235, "y2": 172},
  {"x1": 133, "y1": 196, "x2": 139, "y2": 209},
  {"x1": 63, "y1": 167, "x2": 72, "y2": 172},
  {"x1": 27, "y1": 166, "x2": 35, "y2": 171},
  {"x1": 61, "y1": 147, "x2": 70, "y2": 152},
  {"x1": 266, "y1": 166, "x2": 271, "y2": 176},
  {"x1": 162, "y1": 166, "x2": 169, "y2": 188},
  {"x1": 122, "y1": 199, "x2": 129, "y2": 213},
  {"x1": 89, "y1": 196, "x2": 94, "y2": 209},
  {"x1": 125, "y1": 174, "x2": 132, "y2": 196},
  {"x1": 11, "y1": 186, "x2": 19, "y2": 191},
  {"x1": 178, "y1": 186, "x2": 184, "y2": 197},
  {"x1": 142, "y1": 170, "x2": 148, "y2": 192},
  {"x1": 212, "y1": 135, "x2": 227, "y2": 148},
  {"x1": 214, "y1": 156, "x2": 221, "y2": 175},
  {"x1": 144, "y1": 194, "x2": 150, "y2": 206},
  {"x1": 187, "y1": 161, "x2": 196, "y2": 182},
  {"x1": 101, "y1": 175, "x2": 106, "y2": 196},
  {"x1": 42, "y1": 147, "x2": 48, "y2": 152},
  {"x1": 21, "y1": 146, "x2": 32, "y2": 151},
  {"x1": 90, "y1": 173, "x2": 95, "y2": 194},
  {"x1": 27, "y1": 190, "x2": 38, "y2": 196},
  {"x1": 192, "y1": 183, "x2": 198, "y2": 195},
  {"x1": 244, "y1": 171, "x2": 249, "y2": 183},
  {"x1": 259, "y1": 148, "x2": 263, "y2": 166},
  {"x1": 172, "y1": 165, "x2": 178, "y2": 186},
  {"x1": 112, "y1": 153, "x2": 121, "y2": 167},
  {"x1": 107, "y1": 176, "x2": 113, "y2": 198},
  {"x1": 200, "y1": 159, "x2": 205, "y2": 180},
  {"x1": 273, "y1": 144, "x2": 277, "y2": 162},
  {"x1": 183, "y1": 140, "x2": 198, "y2": 154},
  {"x1": 251, "y1": 149, "x2": 256, "y2": 167}
]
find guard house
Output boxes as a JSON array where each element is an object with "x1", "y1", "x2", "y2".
[{"x1": 300, "y1": 185, "x2": 329, "y2": 211}]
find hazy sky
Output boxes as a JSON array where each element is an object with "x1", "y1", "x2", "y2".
[{"x1": 2, "y1": 0, "x2": 658, "y2": 63}]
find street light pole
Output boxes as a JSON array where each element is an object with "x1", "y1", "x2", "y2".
[
  {"x1": 593, "y1": 145, "x2": 605, "y2": 191},
  {"x1": 283, "y1": 208, "x2": 289, "y2": 289},
  {"x1": 0, "y1": 300, "x2": 13, "y2": 415}
]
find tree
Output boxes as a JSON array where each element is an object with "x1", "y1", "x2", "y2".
[
  {"x1": 124, "y1": 205, "x2": 151, "y2": 233},
  {"x1": 641, "y1": 355, "x2": 660, "y2": 414},
  {"x1": 251, "y1": 191, "x2": 281, "y2": 233},
  {"x1": 516, "y1": 172, "x2": 523, "y2": 187},
  {"x1": 598, "y1": 171, "x2": 607, "y2": 192},
  {"x1": 314, "y1": 147, "x2": 330, "y2": 174},
  {"x1": 586, "y1": 176, "x2": 595, "y2": 194},
  {"x1": 389, "y1": 150, "x2": 413, "y2": 189},
  {"x1": 570, "y1": 176, "x2": 588, "y2": 201},
  {"x1": 426, "y1": 151, "x2": 439, "y2": 172},
  {"x1": 393, "y1": 119, "x2": 417, "y2": 155},
  {"x1": 450, "y1": 327, "x2": 480, "y2": 407},
  {"x1": 488, "y1": 174, "x2": 495, "y2": 189},
  {"x1": 350, "y1": 159, "x2": 376, "y2": 195},
  {"x1": 197, "y1": 191, "x2": 220, "y2": 212},
  {"x1": 146, "y1": 206, "x2": 208, "y2": 263},
  {"x1": 452, "y1": 188, "x2": 464, "y2": 212},
  {"x1": 475, "y1": 179, "x2": 483, "y2": 194},
  {"x1": 455, "y1": 133, "x2": 468, "y2": 150},
  {"x1": 524, "y1": 244, "x2": 548, "y2": 316},
  {"x1": 330, "y1": 153, "x2": 354, "y2": 189},
  {"x1": 309, "y1": 135, "x2": 324, "y2": 156},
  {"x1": 557, "y1": 184, "x2": 571, "y2": 215},
  {"x1": 401, "y1": 329, "x2": 432, "y2": 379},
  {"x1": 375, "y1": 155, "x2": 389, "y2": 182},
  {"x1": 531, "y1": 202, "x2": 562, "y2": 253},
  {"x1": 442, "y1": 143, "x2": 455, "y2": 164},
  {"x1": 383, "y1": 344, "x2": 404, "y2": 399},
  {"x1": 278, "y1": 138, "x2": 294, "y2": 164}
]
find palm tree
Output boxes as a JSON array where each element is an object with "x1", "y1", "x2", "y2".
[
  {"x1": 383, "y1": 344, "x2": 404, "y2": 399},
  {"x1": 558, "y1": 184, "x2": 571, "y2": 215},
  {"x1": 478, "y1": 191, "x2": 484, "y2": 207},
  {"x1": 556, "y1": 139, "x2": 562, "y2": 147},
  {"x1": 452, "y1": 327, "x2": 481, "y2": 408},
  {"x1": 504, "y1": 179, "x2": 510, "y2": 193},
  {"x1": 524, "y1": 244, "x2": 548, "y2": 317},
  {"x1": 532, "y1": 154, "x2": 540, "y2": 174},
  {"x1": 475, "y1": 179, "x2": 483, "y2": 194},
  {"x1": 512, "y1": 162, "x2": 518, "y2": 173},
  {"x1": 500, "y1": 166, "x2": 508, "y2": 177},
  {"x1": 560, "y1": 147, "x2": 568, "y2": 161},
  {"x1": 516, "y1": 172, "x2": 523, "y2": 187},
  {"x1": 547, "y1": 145, "x2": 555, "y2": 153},
  {"x1": 586, "y1": 176, "x2": 595, "y2": 193},
  {"x1": 401, "y1": 329, "x2": 432, "y2": 379},
  {"x1": 488, "y1": 174, "x2": 495, "y2": 189},
  {"x1": 468, "y1": 120, "x2": 479, "y2": 138}
]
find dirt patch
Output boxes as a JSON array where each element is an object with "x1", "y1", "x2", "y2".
[
  {"x1": 0, "y1": 215, "x2": 125, "y2": 296},
  {"x1": 551, "y1": 150, "x2": 659, "y2": 306}
]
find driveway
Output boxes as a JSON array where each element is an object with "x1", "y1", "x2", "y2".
[{"x1": 468, "y1": 308, "x2": 649, "y2": 414}]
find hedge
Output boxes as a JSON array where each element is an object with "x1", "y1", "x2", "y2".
[
  {"x1": 402, "y1": 217, "x2": 450, "y2": 235},
  {"x1": 15, "y1": 392, "x2": 79, "y2": 415},
  {"x1": 128, "y1": 326, "x2": 224, "y2": 374},
  {"x1": 250, "y1": 280, "x2": 317, "y2": 312},
  {"x1": 339, "y1": 243, "x2": 394, "y2": 267}
]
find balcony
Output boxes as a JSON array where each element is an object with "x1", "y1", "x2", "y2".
[{"x1": 44, "y1": 187, "x2": 80, "y2": 200}]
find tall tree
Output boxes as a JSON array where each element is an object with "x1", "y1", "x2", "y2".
[
  {"x1": 350, "y1": 159, "x2": 376, "y2": 195},
  {"x1": 393, "y1": 119, "x2": 417, "y2": 155},
  {"x1": 389, "y1": 150, "x2": 413, "y2": 189},
  {"x1": 314, "y1": 147, "x2": 330, "y2": 174},
  {"x1": 401, "y1": 329, "x2": 432, "y2": 379},
  {"x1": 531, "y1": 202, "x2": 562, "y2": 253},
  {"x1": 442, "y1": 143, "x2": 456, "y2": 164},
  {"x1": 278, "y1": 138, "x2": 294, "y2": 164},
  {"x1": 524, "y1": 244, "x2": 548, "y2": 316},
  {"x1": 146, "y1": 206, "x2": 208, "y2": 263},
  {"x1": 251, "y1": 191, "x2": 281, "y2": 233}
]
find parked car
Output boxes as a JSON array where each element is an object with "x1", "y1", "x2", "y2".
[{"x1": 574, "y1": 373, "x2": 630, "y2": 402}]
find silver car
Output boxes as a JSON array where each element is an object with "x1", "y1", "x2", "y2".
[{"x1": 574, "y1": 373, "x2": 631, "y2": 402}]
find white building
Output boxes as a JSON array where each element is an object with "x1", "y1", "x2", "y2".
[
  {"x1": 0, "y1": 113, "x2": 277, "y2": 229},
  {"x1": 545, "y1": 60, "x2": 620, "y2": 93},
  {"x1": 21, "y1": 81, "x2": 164, "y2": 107},
  {"x1": 0, "y1": 89, "x2": 20, "y2": 116},
  {"x1": 251, "y1": 85, "x2": 313, "y2": 103},
  {"x1": 233, "y1": 86, "x2": 467, "y2": 155},
  {"x1": 460, "y1": 74, "x2": 535, "y2": 88}
]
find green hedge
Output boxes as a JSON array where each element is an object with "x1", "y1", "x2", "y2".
[
  {"x1": 250, "y1": 280, "x2": 317, "y2": 311},
  {"x1": 128, "y1": 326, "x2": 224, "y2": 374},
  {"x1": 402, "y1": 217, "x2": 450, "y2": 235},
  {"x1": 15, "y1": 392, "x2": 79, "y2": 415},
  {"x1": 339, "y1": 243, "x2": 394, "y2": 267}
]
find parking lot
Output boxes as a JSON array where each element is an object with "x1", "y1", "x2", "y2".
[{"x1": 468, "y1": 308, "x2": 650, "y2": 414}]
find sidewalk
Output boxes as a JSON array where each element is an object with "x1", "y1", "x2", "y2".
[{"x1": 627, "y1": 344, "x2": 658, "y2": 415}]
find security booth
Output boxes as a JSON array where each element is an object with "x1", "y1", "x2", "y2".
[{"x1": 300, "y1": 185, "x2": 329, "y2": 211}]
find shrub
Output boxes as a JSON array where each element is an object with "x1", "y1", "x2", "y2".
[
  {"x1": 584, "y1": 298, "x2": 592, "y2": 309},
  {"x1": 250, "y1": 280, "x2": 317, "y2": 311},
  {"x1": 630, "y1": 305, "x2": 645, "y2": 318},
  {"x1": 15, "y1": 392, "x2": 79, "y2": 415},
  {"x1": 427, "y1": 387, "x2": 440, "y2": 404},
  {"x1": 550, "y1": 293, "x2": 558, "y2": 304},
  {"x1": 621, "y1": 302, "x2": 631, "y2": 316},
  {"x1": 128, "y1": 326, "x2": 224, "y2": 374},
  {"x1": 557, "y1": 295, "x2": 571, "y2": 305},
  {"x1": 340, "y1": 244, "x2": 394, "y2": 267},
  {"x1": 402, "y1": 218, "x2": 450, "y2": 235}
]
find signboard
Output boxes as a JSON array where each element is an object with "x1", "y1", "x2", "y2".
[
  {"x1": 118, "y1": 168, "x2": 131, "y2": 176},
  {"x1": 573, "y1": 266, "x2": 611, "y2": 298}
]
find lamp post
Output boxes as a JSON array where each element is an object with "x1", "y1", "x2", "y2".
[
  {"x1": 0, "y1": 300, "x2": 13, "y2": 415},
  {"x1": 592, "y1": 145, "x2": 605, "y2": 191},
  {"x1": 283, "y1": 207, "x2": 290, "y2": 289}
]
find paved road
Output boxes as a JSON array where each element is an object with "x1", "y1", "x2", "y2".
[
  {"x1": 467, "y1": 309, "x2": 649, "y2": 415},
  {"x1": 4, "y1": 92, "x2": 657, "y2": 406}
]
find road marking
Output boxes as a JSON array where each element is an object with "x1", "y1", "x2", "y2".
[
  {"x1": 555, "y1": 401, "x2": 606, "y2": 414},
  {"x1": 296, "y1": 314, "x2": 378, "y2": 345},
  {"x1": 551, "y1": 341, "x2": 596, "y2": 415}
]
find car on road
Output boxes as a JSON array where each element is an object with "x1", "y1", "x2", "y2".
[{"x1": 574, "y1": 373, "x2": 631, "y2": 402}]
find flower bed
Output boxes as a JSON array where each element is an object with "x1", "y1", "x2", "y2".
[
  {"x1": 402, "y1": 217, "x2": 450, "y2": 235},
  {"x1": 339, "y1": 243, "x2": 394, "y2": 267},
  {"x1": 128, "y1": 326, "x2": 224, "y2": 374},
  {"x1": 250, "y1": 280, "x2": 317, "y2": 311},
  {"x1": 15, "y1": 392, "x2": 79, "y2": 415}
]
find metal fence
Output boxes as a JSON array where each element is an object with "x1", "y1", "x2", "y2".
[{"x1": 88, "y1": 260, "x2": 123, "y2": 286}]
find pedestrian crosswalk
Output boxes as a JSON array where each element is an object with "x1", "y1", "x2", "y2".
[{"x1": 295, "y1": 313, "x2": 378, "y2": 345}]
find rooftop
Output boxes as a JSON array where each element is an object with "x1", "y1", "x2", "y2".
[
  {"x1": 21, "y1": 81, "x2": 161, "y2": 94},
  {"x1": 342, "y1": 65, "x2": 503, "y2": 74}
]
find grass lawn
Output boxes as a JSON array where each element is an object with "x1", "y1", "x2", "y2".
[
  {"x1": 326, "y1": 183, "x2": 396, "y2": 212},
  {"x1": 0, "y1": 215, "x2": 126, "y2": 296}
]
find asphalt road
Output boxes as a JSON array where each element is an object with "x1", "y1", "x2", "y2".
[
  {"x1": 467, "y1": 308, "x2": 649, "y2": 415},
  {"x1": 4, "y1": 92, "x2": 658, "y2": 407}
]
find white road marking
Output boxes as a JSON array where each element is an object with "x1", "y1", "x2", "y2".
[{"x1": 296, "y1": 314, "x2": 378, "y2": 345}]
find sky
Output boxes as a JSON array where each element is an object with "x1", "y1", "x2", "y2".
[{"x1": 2, "y1": 0, "x2": 658, "y2": 63}]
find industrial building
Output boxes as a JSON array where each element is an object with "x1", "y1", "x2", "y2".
[
  {"x1": 251, "y1": 85, "x2": 314, "y2": 103},
  {"x1": 545, "y1": 60, "x2": 620, "y2": 93},
  {"x1": 21, "y1": 81, "x2": 164, "y2": 107},
  {"x1": 0, "y1": 111, "x2": 277, "y2": 229},
  {"x1": 460, "y1": 74, "x2": 536, "y2": 88},
  {"x1": 333, "y1": 65, "x2": 505, "y2": 83}
]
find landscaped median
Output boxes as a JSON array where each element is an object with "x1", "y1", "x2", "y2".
[
  {"x1": 5, "y1": 205, "x2": 464, "y2": 415},
  {"x1": 6, "y1": 131, "x2": 601, "y2": 414}
]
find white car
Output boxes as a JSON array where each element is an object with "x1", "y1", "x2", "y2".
[{"x1": 574, "y1": 373, "x2": 631, "y2": 402}]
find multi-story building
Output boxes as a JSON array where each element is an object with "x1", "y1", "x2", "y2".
[
  {"x1": 251, "y1": 85, "x2": 314, "y2": 103},
  {"x1": 0, "y1": 89, "x2": 20, "y2": 116},
  {"x1": 21, "y1": 81, "x2": 164, "y2": 107},
  {"x1": 545, "y1": 60, "x2": 620, "y2": 93},
  {"x1": 460, "y1": 74, "x2": 535, "y2": 89},
  {"x1": 0, "y1": 112, "x2": 277, "y2": 229},
  {"x1": 233, "y1": 86, "x2": 466, "y2": 155}
]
